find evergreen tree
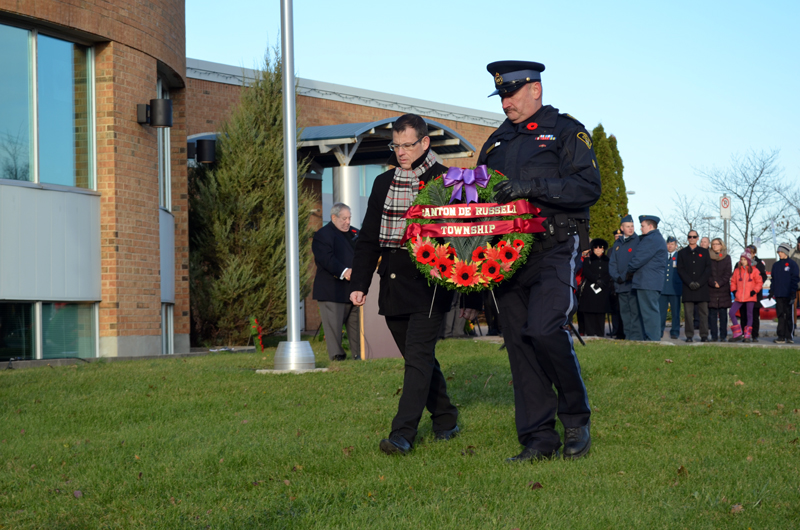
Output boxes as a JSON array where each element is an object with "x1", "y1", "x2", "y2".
[
  {"x1": 589, "y1": 124, "x2": 619, "y2": 241},
  {"x1": 189, "y1": 52, "x2": 315, "y2": 345},
  {"x1": 609, "y1": 134, "x2": 628, "y2": 221}
]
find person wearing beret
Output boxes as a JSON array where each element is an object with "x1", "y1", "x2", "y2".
[
  {"x1": 311, "y1": 203, "x2": 361, "y2": 361},
  {"x1": 478, "y1": 60, "x2": 600, "y2": 462},
  {"x1": 676, "y1": 230, "x2": 712, "y2": 342},
  {"x1": 609, "y1": 215, "x2": 643, "y2": 340},
  {"x1": 625, "y1": 216, "x2": 667, "y2": 341},
  {"x1": 660, "y1": 236, "x2": 683, "y2": 339},
  {"x1": 577, "y1": 239, "x2": 612, "y2": 337},
  {"x1": 350, "y1": 114, "x2": 480, "y2": 456}
]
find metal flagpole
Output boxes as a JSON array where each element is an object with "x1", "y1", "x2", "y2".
[{"x1": 274, "y1": 0, "x2": 315, "y2": 370}]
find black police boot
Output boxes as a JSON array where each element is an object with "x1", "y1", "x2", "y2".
[
  {"x1": 563, "y1": 421, "x2": 591, "y2": 460},
  {"x1": 506, "y1": 446, "x2": 559, "y2": 463},
  {"x1": 433, "y1": 425, "x2": 460, "y2": 441}
]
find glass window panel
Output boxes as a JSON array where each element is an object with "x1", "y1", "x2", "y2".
[
  {"x1": 42, "y1": 302, "x2": 96, "y2": 359},
  {"x1": 157, "y1": 79, "x2": 171, "y2": 209},
  {"x1": 37, "y1": 35, "x2": 91, "y2": 188},
  {"x1": 0, "y1": 24, "x2": 32, "y2": 182},
  {"x1": 0, "y1": 302, "x2": 34, "y2": 361}
]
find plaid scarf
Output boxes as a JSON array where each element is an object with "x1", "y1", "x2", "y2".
[{"x1": 379, "y1": 150, "x2": 437, "y2": 248}]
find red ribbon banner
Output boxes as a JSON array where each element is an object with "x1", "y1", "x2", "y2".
[
  {"x1": 403, "y1": 200, "x2": 540, "y2": 220},
  {"x1": 402, "y1": 217, "x2": 545, "y2": 243}
]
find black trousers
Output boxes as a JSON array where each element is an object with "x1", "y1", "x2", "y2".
[
  {"x1": 496, "y1": 235, "x2": 591, "y2": 452},
  {"x1": 708, "y1": 306, "x2": 729, "y2": 340},
  {"x1": 776, "y1": 297, "x2": 795, "y2": 340},
  {"x1": 385, "y1": 311, "x2": 458, "y2": 443},
  {"x1": 582, "y1": 312, "x2": 605, "y2": 337}
]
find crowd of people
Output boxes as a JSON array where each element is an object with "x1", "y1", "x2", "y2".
[{"x1": 577, "y1": 218, "x2": 800, "y2": 343}]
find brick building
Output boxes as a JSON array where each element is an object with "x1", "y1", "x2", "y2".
[
  {"x1": 0, "y1": 1, "x2": 189, "y2": 359},
  {"x1": 0, "y1": 1, "x2": 504, "y2": 359}
]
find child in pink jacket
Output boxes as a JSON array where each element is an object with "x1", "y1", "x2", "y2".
[{"x1": 729, "y1": 250, "x2": 764, "y2": 342}]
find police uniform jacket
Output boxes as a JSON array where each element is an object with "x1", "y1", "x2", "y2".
[
  {"x1": 609, "y1": 234, "x2": 639, "y2": 294},
  {"x1": 676, "y1": 245, "x2": 712, "y2": 302},
  {"x1": 707, "y1": 250, "x2": 732, "y2": 309},
  {"x1": 627, "y1": 228, "x2": 667, "y2": 291},
  {"x1": 769, "y1": 258, "x2": 800, "y2": 298},
  {"x1": 477, "y1": 105, "x2": 601, "y2": 221},
  {"x1": 350, "y1": 152, "x2": 467, "y2": 317},
  {"x1": 577, "y1": 254, "x2": 611, "y2": 314},
  {"x1": 311, "y1": 222, "x2": 359, "y2": 304},
  {"x1": 662, "y1": 250, "x2": 682, "y2": 296}
]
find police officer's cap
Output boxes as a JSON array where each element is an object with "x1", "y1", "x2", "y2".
[
  {"x1": 639, "y1": 215, "x2": 661, "y2": 224},
  {"x1": 486, "y1": 60, "x2": 545, "y2": 97},
  {"x1": 666, "y1": 236, "x2": 677, "y2": 243},
  {"x1": 621, "y1": 214, "x2": 633, "y2": 224}
]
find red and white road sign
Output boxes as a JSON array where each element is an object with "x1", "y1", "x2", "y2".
[{"x1": 720, "y1": 196, "x2": 731, "y2": 220}]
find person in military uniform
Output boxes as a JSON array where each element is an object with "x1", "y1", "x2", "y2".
[
  {"x1": 625, "y1": 215, "x2": 667, "y2": 341},
  {"x1": 659, "y1": 236, "x2": 683, "y2": 339},
  {"x1": 609, "y1": 215, "x2": 643, "y2": 340},
  {"x1": 350, "y1": 114, "x2": 479, "y2": 456},
  {"x1": 479, "y1": 60, "x2": 600, "y2": 462}
]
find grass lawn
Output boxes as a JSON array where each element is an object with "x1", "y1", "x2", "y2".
[{"x1": 2, "y1": 338, "x2": 800, "y2": 529}]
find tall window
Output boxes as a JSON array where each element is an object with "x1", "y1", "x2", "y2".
[
  {"x1": 161, "y1": 303, "x2": 174, "y2": 355},
  {"x1": 0, "y1": 22, "x2": 93, "y2": 189},
  {"x1": 157, "y1": 77, "x2": 171, "y2": 210}
]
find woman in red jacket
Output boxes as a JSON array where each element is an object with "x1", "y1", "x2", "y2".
[{"x1": 729, "y1": 250, "x2": 764, "y2": 342}]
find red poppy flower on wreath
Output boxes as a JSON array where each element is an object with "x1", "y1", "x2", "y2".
[
  {"x1": 512, "y1": 239, "x2": 525, "y2": 250},
  {"x1": 418, "y1": 180, "x2": 426, "y2": 191},
  {"x1": 499, "y1": 245, "x2": 520, "y2": 263},
  {"x1": 481, "y1": 259, "x2": 502, "y2": 280},
  {"x1": 415, "y1": 243, "x2": 436, "y2": 264},
  {"x1": 450, "y1": 260, "x2": 480, "y2": 287},
  {"x1": 432, "y1": 257, "x2": 453, "y2": 278},
  {"x1": 472, "y1": 246, "x2": 488, "y2": 262},
  {"x1": 496, "y1": 240, "x2": 508, "y2": 248}
]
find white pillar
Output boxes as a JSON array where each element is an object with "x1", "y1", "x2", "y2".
[{"x1": 332, "y1": 165, "x2": 362, "y2": 227}]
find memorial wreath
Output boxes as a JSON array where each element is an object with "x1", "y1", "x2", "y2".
[{"x1": 402, "y1": 166, "x2": 546, "y2": 294}]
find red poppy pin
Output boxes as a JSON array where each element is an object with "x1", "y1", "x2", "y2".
[
  {"x1": 699, "y1": 254, "x2": 703, "y2": 257},
  {"x1": 419, "y1": 181, "x2": 426, "y2": 191},
  {"x1": 526, "y1": 122, "x2": 538, "y2": 131},
  {"x1": 628, "y1": 248, "x2": 632, "y2": 253}
]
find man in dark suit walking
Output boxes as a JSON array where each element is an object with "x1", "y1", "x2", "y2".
[
  {"x1": 350, "y1": 114, "x2": 479, "y2": 456},
  {"x1": 312, "y1": 203, "x2": 361, "y2": 361}
]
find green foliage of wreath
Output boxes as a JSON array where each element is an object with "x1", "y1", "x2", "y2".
[{"x1": 405, "y1": 168, "x2": 536, "y2": 294}]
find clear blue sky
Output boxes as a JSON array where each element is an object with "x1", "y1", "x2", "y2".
[{"x1": 187, "y1": 0, "x2": 800, "y2": 248}]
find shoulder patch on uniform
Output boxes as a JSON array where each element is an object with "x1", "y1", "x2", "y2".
[
  {"x1": 577, "y1": 132, "x2": 592, "y2": 149},
  {"x1": 592, "y1": 159, "x2": 597, "y2": 169}
]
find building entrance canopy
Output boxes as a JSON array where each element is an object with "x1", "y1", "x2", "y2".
[{"x1": 297, "y1": 117, "x2": 476, "y2": 168}]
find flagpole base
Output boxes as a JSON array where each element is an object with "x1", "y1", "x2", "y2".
[{"x1": 274, "y1": 341, "x2": 316, "y2": 371}]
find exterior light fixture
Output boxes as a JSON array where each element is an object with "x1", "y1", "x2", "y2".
[
  {"x1": 137, "y1": 99, "x2": 173, "y2": 128},
  {"x1": 196, "y1": 139, "x2": 216, "y2": 164}
]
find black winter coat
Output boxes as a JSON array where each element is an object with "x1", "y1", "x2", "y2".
[
  {"x1": 311, "y1": 222, "x2": 359, "y2": 304},
  {"x1": 707, "y1": 251, "x2": 732, "y2": 309},
  {"x1": 677, "y1": 245, "x2": 712, "y2": 302},
  {"x1": 578, "y1": 254, "x2": 612, "y2": 314},
  {"x1": 350, "y1": 158, "x2": 453, "y2": 317}
]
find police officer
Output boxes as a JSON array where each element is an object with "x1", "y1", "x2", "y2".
[
  {"x1": 480, "y1": 60, "x2": 600, "y2": 462},
  {"x1": 609, "y1": 215, "x2": 643, "y2": 340}
]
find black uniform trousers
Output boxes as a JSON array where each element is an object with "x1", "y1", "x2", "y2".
[
  {"x1": 775, "y1": 297, "x2": 795, "y2": 340},
  {"x1": 385, "y1": 311, "x2": 458, "y2": 443},
  {"x1": 496, "y1": 235, "x2": 591, "y2": 452}
]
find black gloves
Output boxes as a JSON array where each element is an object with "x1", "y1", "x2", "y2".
[
  {"x1": 493, "y1": 180, "x2": 538, "y2": 204},
  {"x1": 689, "y1": 282, "x2": 700, "y2": 290},
  {"x1": 625, "y1": 272, "x2": 634, "y2": 282},
  {"x1": 768, "y1": 292, "x2": 774, "y2": 300},
  {"x1": 595, "y1": 279, "x2": 605, "y2": 289},
  {"x1": 615, "y1": 277, "x2": 624, "y2": 284},
  {"x1": 749, "y1": 290, "x2": 757, "y2": 297}
]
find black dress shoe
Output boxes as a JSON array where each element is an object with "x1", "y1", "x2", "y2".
[
  {"x1": 685, "y1": 337, "x2": 693, "y2": 343},
  {"x1": 433, "y1": 425, "x2": 460, "y2": 441},
  {"x1": 506, "y1": 446, "x2": 559, "y2": 463},
  {"x1": 700, "y1": 337, "x2": 708, "y2": 343},
  {"x1": 563, "y1": 421, "x2": 591, "y2": 460},
  {"x1": 379, "y1": 434, "x2": 412, "y2": 455}
]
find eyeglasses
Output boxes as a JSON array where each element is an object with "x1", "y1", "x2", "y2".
[
  {"x1": 388, "y1": 137, "x2": 425, "y2": 152},
  {"x1": 687, "y1": 235, "x2": 698, "y2": 239}
]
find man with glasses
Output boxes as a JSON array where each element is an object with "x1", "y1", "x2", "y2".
[
  {"x1": 478, "y1": 60, "x2": 600, "y2": 462},
  {"x1": 350, "y1": 114, "x2": 479, "y2": 456},
  {"x1": 610, "y1": 215, "x2": 643, "y2": 341},
  {"x1": 677, "y1": 230, "x2": 712, "y2": 342}
]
